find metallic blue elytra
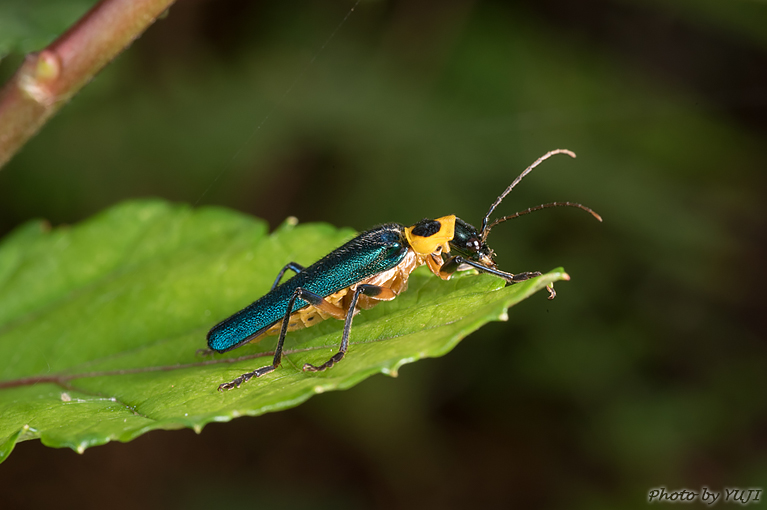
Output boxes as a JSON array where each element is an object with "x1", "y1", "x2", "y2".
[{"x1": 207, "y1": 224, "x2": 408, "y2": 353}]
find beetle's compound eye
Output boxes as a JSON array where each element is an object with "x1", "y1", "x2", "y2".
[{"x1": 410, "y1": 219, "x2": 442, "y2": 238}]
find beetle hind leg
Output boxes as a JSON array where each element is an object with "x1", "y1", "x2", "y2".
[
  {"x1": 303, "y1": 284, "x2": 394, "y2": 373},
  {"x1": 217, "y1": 286, "x2": 344, "y2": 391}
]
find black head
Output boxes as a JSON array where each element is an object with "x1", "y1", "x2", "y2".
[{"x1": 449, "y1": 217, "x2": 495, "y2": 266}]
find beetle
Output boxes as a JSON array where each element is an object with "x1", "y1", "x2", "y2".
[{"x1": 207, "y1": 149, "x2": 601, "y2": 391}]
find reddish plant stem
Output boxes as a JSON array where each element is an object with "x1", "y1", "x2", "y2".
[{"x1": 0, "y1": 0, "x2": 177, "y2": 169}]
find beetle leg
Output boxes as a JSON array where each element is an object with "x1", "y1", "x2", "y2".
[
  {"x1": 303, "y1": 284, "x2": 393, "y2": 373},
  {"x1": 426, "y1": 253, "x2": 450, "y2": 279},
  {"x1": 439, "y1": 255, "x2": 542, "y2": 285},
  {"x1": 546, "y1": 284, "x2": 557, "y2": 300},
  {"x1": 218, "y1": 286, "x2": 342, "y2": 391},
  {"x1": 444, "y1": 256, "x2": 554, "y2": 298},
  {"x1": 438, "y1": 255, "x2": 462, "y2": 279},
  {"x1": 506, "y1": 271, "x2": 543, "y2": 282},
  {"x1": 271, "y1": 262, "x2": 306, "y2": 290}
]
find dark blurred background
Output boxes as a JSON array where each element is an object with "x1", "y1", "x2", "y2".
[{"x1": 1, "y1": 0, "x2": 766, "y2": 508}]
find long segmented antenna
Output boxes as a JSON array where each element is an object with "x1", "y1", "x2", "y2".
[
  {"x1": 480, "y1": 149, "x2": 576, "y2": 241},
  {"x1": 483, "y1": 201, "x2": 603, "y2": 241}
]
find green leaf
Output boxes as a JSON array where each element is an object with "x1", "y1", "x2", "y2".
[{"x1": 0, "y1": 200, "x2": 568, "y2": 463}]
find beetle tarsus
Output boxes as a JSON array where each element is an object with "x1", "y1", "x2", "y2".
[
  {"x1": 303, "y1": 352, "x2": 345, "y2": 372},
  {"x1": 218, "y1": 364, "x2": 277, "y2": 391},
  {"x1": 510, "y1": 271, "x2": 541, "y2": 282}
]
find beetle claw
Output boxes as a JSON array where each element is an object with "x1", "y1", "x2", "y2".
[{"x1": 546, "y1": 284, "x2": 557, "y2": 300}]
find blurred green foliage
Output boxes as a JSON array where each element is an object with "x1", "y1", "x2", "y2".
[
  {"x1": 0, "y1": 0, "x2": 100, "y2": 59},
  {"x1": 0, "y1": 0, "x2": 765, "y2": 508}
]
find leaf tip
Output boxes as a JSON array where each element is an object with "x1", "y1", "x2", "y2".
[
  {"x1": 278, "y1": 216, "x2": 299, "y2": 231},
  {"x1": 382, "y1": 367, "x2": 399, "y2": 378}
]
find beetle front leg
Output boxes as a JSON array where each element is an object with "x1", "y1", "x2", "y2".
[
  {"x1": 303, "y1": 284, "x2": 394, "y2": 373},
  {"x1": 440, "y1": 255, "x2": 556, "y2": 298},
  {"x1": 439, "y1": 255, "x2": 541, "y2": 284},
  {"x1": 501, "y1": 269, "x2": 557, "y2": 299},
  {"x1": 218, "y1": 286, "x2": 338, "y2": 391},
  {"x1": 438, "y1": 255, "x2": 461, "y2": 278}
]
